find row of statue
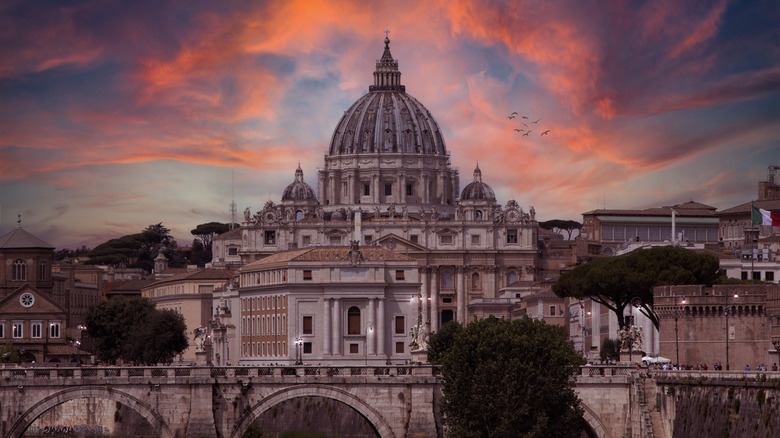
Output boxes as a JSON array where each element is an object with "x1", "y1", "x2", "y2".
[{"x1": 243, "y1": 201, "x2": 536, "y2": 225}]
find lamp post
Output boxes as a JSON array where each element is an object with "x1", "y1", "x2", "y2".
[
  {"x1": 725, "y1": 293, "x2": 738, "y2": 371},
  {"x1": 294, "y1": 337, "x2": 303, "y2": 365},
  {"x1": 673, "y1": 308, "x2": 679, "y2": 367}
]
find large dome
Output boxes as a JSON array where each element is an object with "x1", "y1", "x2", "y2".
[{"x1": 328, "y1": 37, "x2": 447, "y2": 157}]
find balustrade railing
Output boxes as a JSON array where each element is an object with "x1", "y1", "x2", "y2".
[{"x1": 0, "y1": 364, "x2": 437, "y2": 383}]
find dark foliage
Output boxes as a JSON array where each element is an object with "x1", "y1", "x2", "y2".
[
  {"x1": 430, "y1": 316, "x2": 586, "y2": 437},
  {"x1": 553, "y1": 246, "x2": 720, "y2": 330}
]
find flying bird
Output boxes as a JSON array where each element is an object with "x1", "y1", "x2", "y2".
[
  {"x1": 510, "y1": 112, "x2": 518, "y2": 116},
  {"x1": 523, "y1": 131, "x2": 532, "y2": 137},
  {"x1": 541, "y1": 130, "x2": 551, "y2": 136},
  {"x1": 514, "y1": 128, "x2": 524, "y2": 132},
  {"x1": 534, "y1": 119, "x2": 541, "y2": 124},
  {"x1": 507, "y1": 115, "x2": 516, "y2": 119},
  {"x1": 523, "y1": 123, "x2": 528, "y2": 127},
  {"x1": 522, "y1": 116, "x2": 528, "y2": 119}
]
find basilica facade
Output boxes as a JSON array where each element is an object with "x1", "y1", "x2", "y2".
[{"x1": 213, "y1": 37, "x2": 544, "y2": 349}]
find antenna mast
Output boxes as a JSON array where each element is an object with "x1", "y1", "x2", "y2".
[{"x1": 229, "y1": 171, "x2": 237, "y2": 230}]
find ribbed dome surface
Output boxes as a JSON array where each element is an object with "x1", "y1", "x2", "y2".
[
  {"x1": 328, "y1": 38, "x2": 447, "y2": 157},
  {"x1": 460, "y1": 164, "x2": 495, "y2": 201},
  {"x1": 282, "y1": 165, "x2": 317, "y2": 201}
]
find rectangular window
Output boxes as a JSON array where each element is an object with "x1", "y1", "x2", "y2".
[
  {"x1": 31, "y1": 322, "x2": 42, "y2": 338},
  {"x1": 440, "y1": 235, "x2": 453, "y2": 244},
  {"x1": 471, "y1": 234, "x2": 480, "y2": 245},
  {"x1": 303, "y1": 316, "x2": 313, "y2": 335},
  {"x1": 741, "y1": 271, "x2": 748, "y2": 280},
  {"x1": 365, "y1": 235, "x2": 373, "y2": 245},
  {"x1": 12, "y1": 323, "x2": 23, "y2": 338},
  {"x1": 443, "y1": 297, "x2": 452, "y2": 303},
  {"x1": 396, "y1": 342, "x2": 404, "y2": 354},
  {"x1": 753, "y1": 271, "x2": 761, "y2": 281},
  {"x1": 363, "y1": 183, "x2": 371, "y2": 196},
  {"x1": 228, "y1": 247, "x2": 238, "y2": 255},
  {"x1": 385, "y1": 183, "x2": 392, "y2": 196},
  {"x1": 507, "y1": 229, "x2": 518, "y2": 244},
  {"x1": 329, "y1": 235, "x2": 341, "y2": 245},
  {"x1": 264, "y1": 231, "x2": 276, "y2": 245},
  {"x1": 395, "y1": 270, "x2": 405, "y2": 280},
  {"x1": 410, "y1": 235, "x2": 419, "y2": 244},
  {"x1": 395, "y1": 316, "x2": 405, "y2": 334},
  {"x1": 303, "y1": 270, "x2": 312, "y2": 280},
  {"x1": 303, "y1": 342, "x2": 312, "y2": 354},
  {"x1": 406, "y1": 184, "x2": 413, "y2": 196},
  {"x1": 549, "y1": 305, "x2": 556, "y2": 316},
  {"x1": 0, "y1": 323, "x2": 4, "y2": 338},
  {"x1": 39, "y1": 263, "x2": 46, "y2": 281},
  {"x1": 302, "y1": 235, "x2": 311, "y2": 246},
  {"x1": 766, "y1": 272, "x2": 775, "y2": 282},
  {"x1": 350, "y1": 343, "x2": 359, "y2": 354}
]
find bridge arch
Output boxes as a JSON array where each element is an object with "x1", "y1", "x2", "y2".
[
  {"x1": 580, "y1": 401, "x2": 611, "y2": 438},
  {"x1": 230, "y1": 384, "x2": 394, "y2": 438},
  {"x1": 8, "y1": 386, "x2": 172, "y2": 438}
]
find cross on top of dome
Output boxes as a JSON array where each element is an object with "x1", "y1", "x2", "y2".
[{"x1": 370, "y1": 34, "x2": 405, "y2": 92}]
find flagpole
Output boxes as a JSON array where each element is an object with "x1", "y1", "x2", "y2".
[{"x1": 750, "y1": 202, "x2": 755, "y2": 282}]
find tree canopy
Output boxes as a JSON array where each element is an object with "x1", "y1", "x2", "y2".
[
  {"x1": 552, "y1": 246, "x2": 721, "y2": 330},
  {"x1": 85, "y1": 297, "x2": 188, "y2": 365},
  {"x1": 429, "y1": 316, "x2": 585, "y2": 438},
  {"x1": 86, "y1": 223, "x2": 180, "y2": 272},
  {"x1": 538, "y1": 219, "x2": 582, "y2": 239},
  {"x1": 191, "y1": 222, "x2": 232, "y2": 251}
]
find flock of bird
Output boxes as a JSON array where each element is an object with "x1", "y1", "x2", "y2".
[{"x1": 507, "y1": 112, "x2": 550, "y2": 137}]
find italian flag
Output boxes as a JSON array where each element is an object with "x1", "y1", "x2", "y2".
[{"x1": 751, "y1": 206, "x2": 780, "y2": 226}]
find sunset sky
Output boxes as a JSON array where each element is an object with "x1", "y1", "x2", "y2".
[{"x1": 1, "y1": 0, "x2": 779, "y2": 250}]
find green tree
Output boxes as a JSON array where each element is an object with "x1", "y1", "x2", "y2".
[
  {"x1": 552, "y1": 246, "x2": 720, "y2": 330},
  {"x1": 427, "y1": 320, "x2": 462, "y2": 364},
  {"x1": 86, "y1": 297, "x2": 188, "y2": 365},
  {"x1": 191, "y1": 222, "x2": 232, "y2": 251},
  {"x1": 86, "y1": 223, "x2": 179, "y2": 272},
  {"x1": 431, "y1": 316, "x2": 585, "y2": 438},
  {"x1": 599, "y1": 338, "x2": 621, "y2": 363},
  {"x1": 538, "y1": 219, "x2": 582, "y2": 239}
]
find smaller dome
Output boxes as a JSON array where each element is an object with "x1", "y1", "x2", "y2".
[
  {"x1": 460, "y1": 164, "x2": 496, "y2": 201},
  {"x1": 282, "y1": 165, "x2": 317, "y2": 202}
]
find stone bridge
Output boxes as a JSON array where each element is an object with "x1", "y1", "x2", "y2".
[{"x1": 6, "y1": 364, "x2": 772, "y2": 438}]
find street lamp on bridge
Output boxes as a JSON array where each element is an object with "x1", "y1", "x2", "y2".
[
  {"x1": 725, "y1": 293, "x2": 738, "y2": 371},
  {"x1": 294, "y1": 337, "x2": 303, "y2": 365}
]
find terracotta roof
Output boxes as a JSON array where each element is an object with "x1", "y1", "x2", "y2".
[
  {"x1": 717, "y1": 199, "x2": 780, "y2": 216},
  {"x1": 217, "y1": 227, "x2": 243, "y2": 240},
  {"x1": 583, "y1": 200, "x2": 718, "y2": 217},
  {"x1": 0, "y1": 227, "x2": 54, "y2": 249},
  {"x1": 243, "y1": 245, "x2": 415, "y2": 269},
  {"x1": 148, "y1": 268, "x2": 234, "y2": 287}
]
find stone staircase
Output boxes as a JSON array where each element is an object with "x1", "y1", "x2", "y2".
[{"x1": 635, "y1": 376, "x2": 655, "y2": 438}]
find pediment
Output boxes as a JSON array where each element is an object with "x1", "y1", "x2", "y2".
[
  {"x1": 0, "y1": 284, "x2": 66, "y2": 315},
  {"x1": 375, "y1": 234, "x2": 429, "y2": 253}
]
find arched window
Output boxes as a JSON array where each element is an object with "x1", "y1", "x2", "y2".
[
  {"x1": 474, "y1": 210, "x2": 482, "y2": 221},
  {"x1": 12, "y1": 259, "x2": 26, "y2": 281},
  {"x1": 296, "y1": 210, "x2": 303, "y2": 221},
  {"x1": 507, "y1": 271, "x2": 517, "y2": 285},
  {"x1": 347, "y1": 306, "x2": 361, "y2": 335},
  {"x1": 39, "y1": 262, "x2": 46, "y2": 281},
  {"x1": 471, "y1": 272, "x2": 480, "y2": 289}
]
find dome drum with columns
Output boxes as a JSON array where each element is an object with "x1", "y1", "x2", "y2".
[{"x1": 214, "y1": 37, "x2": 544, "y2": 338}]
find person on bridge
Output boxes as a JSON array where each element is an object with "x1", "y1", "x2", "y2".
[{"x1": 744, "y1": 365, "x2": 751, "y2": 371}]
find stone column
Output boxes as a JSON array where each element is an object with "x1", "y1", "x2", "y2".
[
  {"x1": 456, "y1": 267, "x2": 466, "y2": 324},
  {"x1": 328, "y1": 176, "x2": 335, "y2": 205},
  {"x1": 377, "y1": 298, "x2": 386, "y2": 356},
  {"x1": 348, "y1": 174, "x2": 353, "y2": 204},
  {"x1": 486, "y1": 266, "x2": 497, "y2": 299},
  {"x1": 430, "y1": 267, "x2": 439, "y2": 332},
  {"x1": 400, "y1": 174, "x2": 406, "y2": 204},
  {"x1": 368, "y1": 298, "x2": 376, "y2": 355},
  {"x1": 422, "y1": 174, "x2": 429, "y2": 204},
  {"x1": 319, "y1": 173, "x2": 327, "y2": 208},
  {"x1": 420, "y1": 268, "x2": 429, "y2": 325},
  {"x1": 332, "y1": 298, "x2": 341, "y2": 356},
  {"x1": 373, "y1": 174, "x2": 379, "y2": 204},
  {"x1": 323, "y1": 298, "x2": 331, "y2": 355}
]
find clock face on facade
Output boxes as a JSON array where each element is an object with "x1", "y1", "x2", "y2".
[
  {"x1": 20, "y1": 292, "x2": 34, "y2": 308},
  {"x1": 264, "y1": 210, "x2": 278, "y2": 223},
  {"x1": 506, "y1": 208, "x2": 520, "y2": 223}
]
